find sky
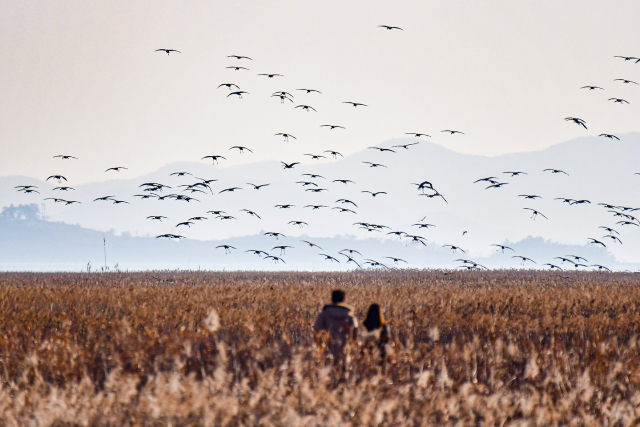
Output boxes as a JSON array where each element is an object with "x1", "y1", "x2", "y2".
[{"x1": 1, "y1": 1, "x2": 640, "y2": 184}]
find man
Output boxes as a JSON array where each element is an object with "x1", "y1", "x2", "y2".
[{"x1": 313, "y1": 289, "x2": 358, "y2": 363}]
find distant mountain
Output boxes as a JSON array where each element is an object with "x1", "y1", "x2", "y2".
[
  {"x1": 0, "y1": 204, "x2": 637, "y2": 272},
  {"x1": 2, "y1": 133, "x2": 640, "y2": 270}
]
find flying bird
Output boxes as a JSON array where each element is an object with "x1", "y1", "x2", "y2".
[
  {"x1": 441, "y1": 130, "x2": 464, "y2": 135},
  {"x1": 321, "y1": 124, "x2": 345, "y2": 130},
  {"x1": 281, "y1": 162, "x2": 300, "y2": 169},
  {"x1": 156, "y1": 49, "x2": 180, "y2": 55},
  {"x1": 229, "y1": 146, "x2": 253, "y2": 153},
  {"x1": 275, "y1": 133, "x2": 296, "y2": 141},
  {"x1": 53, "y1": 155, "x2": 77, "y2": 160},
  {"x1": 393, "y1": 142, "x2": 420, "y2": 149},
  {"x1": 342, "y1": 101, "x2": 367, "y2": 107},
  {"x1": 580, "y1": 85, "x2": 604, "y2": 90},
  {"x1": 324, "y1": 150, "x2": 343, "y2": 158},
  {"x1": 614, "y1": 78, "x2": 638, "y2": 85},
  {"x1": 228, "y1": 55, "x2": 252, "y2": 60},
  {"x1": 564, "y1": 117, "x2": 587, "y2": 129},
  {"x1": 105, "y1": 167, "x2": 127, "y2": 172},
  {"x1": 218, "y1": 83, "x2": 240, "y2": 90},
  {"x1": 295, "y1": 104, "x2": 317, "y2": 112},
  {"x1": 258, "y1": 73, "x2": 283, "y2": 78},
  {"x1": 46, "y1": 175, "x2": 67, "y2": 183},
  {"x1": 378, "y1": 25, "x2": 403, "y2": 31},
  {"x1": 608, "y1": 98, "x2": 630, "y2": 104},
  {"x1": 599, "y1": 134, "x2": 620, "y2": 140},
  {"x1": 202, "y1": 155, "x2": 226, "y2": 164},
  {"x1": 523, "y1": 208, "x2": 548, "y2": 220},
  {"x1": 362, "y1": 161, "x2": 386, "y2": 168},
  {"x1": 543, "y1": 168, "x2": 569, "y2": 175},
  {"x1": 227, "y1": 91, "x2": 249, "y2": 98},
  {"x1": 297, "y1": 88, "x2": 322, "y2": 94},
  {"x1": 247, "y1": 183, "x2": 270, "y2": 190}
]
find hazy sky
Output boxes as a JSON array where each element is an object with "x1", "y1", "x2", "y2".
[{"x1": 2, "y1": 1, "x2": 639, "y2": 184}]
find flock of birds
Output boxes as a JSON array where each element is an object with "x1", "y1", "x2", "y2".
[{"x1": 11, "y1": 28, "x2": 640, "y2": 271}]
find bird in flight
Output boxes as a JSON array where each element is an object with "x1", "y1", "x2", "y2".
[
  {"x1": 281, "y1": 162, "x2": 300, "y2": 169},
  {"x1": 384, "y1": 257, "x2": 407, "y2": 265},
  {"x1": 230, "y1": 146, "x2": 253, "y2": 154},
  {"x1": 156, "y1": 234, "x2": 184, "y2": 239},
  {"x1": 300, "y1": 240, "x2": 323, "y2": 250},
  {"x1": 441, "y1": 130, "x2": 464, "y2": 135},
  {"x1": 105, "y1": 167, "x2": 127, "y2": 172},
  {"x1": 443, "y1": 245, "x2": 466, "y2": 253},
  {"x1": 156, "y1": 49, "x2": 180, "y2": 55},
  {"x1": 226, "y1": 66, "x2": 249, "y2": 71},
  {"x1": 53, "y1": 155, "x2": 77, "y2": 160},
  {"x1": 295, "y1": 105, "x2": 317, "y2": 112},
  {"x1": 393, "y1": 142, "x2": 420, "y2": 149},
  {"x1": 247, "y1": 183, "x2": 270, "y2": 190},
  {"x1": 227, "y1": 91, "x2": 249, "y2": 98},
  {"x1": 614, "y1": 56, "x2": 639, "y2": 61},
  {"x1": 512, "y1": 255, "x2": 536, "y2": 265},
  {"x1": 486, "y1": 182, "x2": 508, "y2": 189},
  {"x1": 202, "y1": 155, "x2": 226, "y2": 165},
  {"x1": 369, "y1": 147, "x2": 396, "y2": 153},
  {"x1": 219, "y1": 187, "x2": 243, "y2": 194},
  {"x1": 216, "y1": 245, "x2": 237, "y2": 254},
  {"x1": 588, "y1": 238, "x2": 606, "y2": 248},
  {"x1": 519, "y1": 194, "x2": 541, "y2": 200},
  {"x1": 147, "y1": 215, "x2": 167, "y2": 221},
  {"x1": 504, "y1": 171, "x2": 527, "y2": 177},
  {"x1": 543, "y1": 168, "x2": 569, "y2": 175},
  {"x1": 336, "y1": 199, "x2": 357, "y2": 207},
  {"x1": 591, "y1": 264, "x2": 611, "y2": 272},
  {"x1": 361, "y1": 190, "x2": 387, "y2": 197},
  {"x1": 614, "y1": 78, "x2": 638, "y2": 85},
  {"x1": 258, "y1": 73, "x2": 283, "y2": 78},
  {"x1": 580, "y1": 85, "x2": 604, "y2": 90},
  {"x1": 491, "y1": 244, "x2": 514, "y2": 253},
  {"x1": 46, "y1": 175, "x2": 67, "y2": 183},
  {"x1": 297, "y1": 88, "x2": 322, "y2": 94},
  {"x1": 321, "y1": 124, "x2": 345, "y2": 130},
  {"x1": 564, "y1": 117, "x2": 587, "y2": 129},
  {"x1": 523, "y1": 208, "x2": 548, "y2": 220},
  {"x1": 608, "y1": 98, "x2": 630, "y2": 104},
  {"x1": 342, "y1": 101, "x2": 367, "y2": 107},
  {"x1": 275, "y1": 133, "x2": 296, "y2": 141},
  {"x1": 272, "y1": 91, "x2": 294, "y2": 103},
  {"x1": 240, "y1": 209, "x2": 261, "y2": 219},
  {"x1": 362, "y1": 161, "x2": 386, "y2": 168},
  {"x1": 333, "y1": 179, "x2": 354, "y2": 184},
  {"x1": 264, "y1": 232, "x2": 285, "y2": 239},
  {"x1": 302, "y1": 173, "x2": 325, "y2": 179},
  {"x1": 218, "y1": 83, "x2": 240, "y2": 90},
  {"x1": 319, "y1": 254, "x2": 340, "y2": 263},
  {"x1": 599, "y1": 134, "x2": 620, "y2": 140},
  {"x1": 324, "y1": 150, "x2": 343, "y2": 159},
  {"x1": 378, "y1": 25, "x2": 403, "y2": 31},
  {"x1": 170, "y1": 172, "x2": 191, "y2": 177},
  {"x1": 228, "y1": 55, "x2": 252, "y2": 60},
  {"x1": 305, "y1": 154, "x2": 325, "y2": 160},
  {"x1": 288, "y1": 220, "x2": 308, "y2": 228}
]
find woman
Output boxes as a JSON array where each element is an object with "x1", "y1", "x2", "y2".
[{"x1": 362, "y1": 304, "x2": 390, "y2": 366}]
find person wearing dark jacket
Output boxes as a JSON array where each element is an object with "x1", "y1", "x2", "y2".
[
  {"x1": 313, "y1": 289, "x2": 358, "y2": 364},
  {"x1": 362, "y1": 303, "x2": 390, "y2": 367}
]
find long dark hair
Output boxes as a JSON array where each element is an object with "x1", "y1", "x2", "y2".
[{"x1": 363, "y1": 304, "x2": 385, "y2": 332}]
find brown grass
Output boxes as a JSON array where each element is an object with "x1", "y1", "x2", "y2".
[{"x1": 1, "y1": 270, "x2": 640, "y2": 426}]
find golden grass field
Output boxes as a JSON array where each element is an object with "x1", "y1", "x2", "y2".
[{"x1": 2, "y1": 270, "x2": 640, "y2": 426}]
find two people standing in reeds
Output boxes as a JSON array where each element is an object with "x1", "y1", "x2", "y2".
[{"x1": 313, "y1": 289, "x2": 390, "y2": 373}]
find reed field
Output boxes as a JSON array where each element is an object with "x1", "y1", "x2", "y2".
[{"x1": 2, "y1": 270, "x2": 640, "y2": 426}]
